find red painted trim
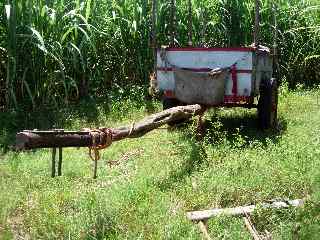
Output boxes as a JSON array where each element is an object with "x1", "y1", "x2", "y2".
[
  {"x1": 164, "y1": 90, "x2": 174, "y2": 98},
  {"x1": 231, "y1": 65, "x2": 238, "y2": 96},
  {"x1": 162, "y1": 47, "x2": 254, "y2": 52},
  {"x1": 224, "y1": 95, "x2": 253, "y2": 103},
  {"x1": 162, "y1": 94, "x2": 254, "y2": 105},
  {"x1": 157, "y1": 67, "x2": 252, "y2": 74},
  {"x1": 217, "y1": 103, "x2": 257, "y2": 108},
  {"x1": 158, "y1": 67, "x2": 212, "y2": 72},
  {"x1": 237, "y1": 69, "x2": 252, "y2": 74}
]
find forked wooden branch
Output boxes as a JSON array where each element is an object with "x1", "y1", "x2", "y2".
[
  {"x1": 186, "y1": 199, "x2": 305, "y2": 221},
  {"x1": 16, "y1": 104, "x2": 204, "y2": 150}
]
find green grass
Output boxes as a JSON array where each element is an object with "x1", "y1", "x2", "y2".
[
  {"x1": 1, "y1": 87, "x2": 320, "y2": 239},
  {"x1": 1, "y1": 0, "x2": 320, "y2": 109}
]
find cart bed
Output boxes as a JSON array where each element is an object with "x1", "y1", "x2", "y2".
[{"x1": 156, "y1": 47, "x2": 260, "y2": 105}]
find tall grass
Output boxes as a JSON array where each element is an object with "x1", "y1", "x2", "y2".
[
  {"x1": 0, "y1": 0, "x2": 319, "y2": 109},
  {"x1": 1, "y1": 88, "x2": 320, "y2": 239}
]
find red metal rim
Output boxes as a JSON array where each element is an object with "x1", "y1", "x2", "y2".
[
  {"x1": 157, "y1": 67, "x2": 252, "y2": 73},
  {"x1": 163, "y1": 92, "x2": 254, "y2": 105},
  {"x1": 162, "y1": 47, "x2": 255, "y2": 52}
]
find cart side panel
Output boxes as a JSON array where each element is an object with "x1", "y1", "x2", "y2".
[
  {"x1": 156, "y1": 48, "x2": 254, "y2": 103},
  {"x1": 157, "y1": 49, "x2": 253, "y2": 70},
  {"x1": 158, "y1": 71, "x2": 252, "y2": 97}
]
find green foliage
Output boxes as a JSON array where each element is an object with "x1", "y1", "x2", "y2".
[
  {"x1": 0, "y1": 88, "x2": 320, "y2": 239},
  {"x1": 0, "y1": 0, "x2": 320, "y2": 109}
]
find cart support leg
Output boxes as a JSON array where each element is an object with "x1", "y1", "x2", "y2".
[
  {"x1": 51, "y1": 129, "x2": 64, "y2": 177},
  {"x1": 57, "y1": 129, "x2": 64, "y2": 176},
  {"x1": 51, "y1": 148, "x2": 56, "y2": 178},
  {"x1": 58, "y1": 147, "x2": 63, "y2": 176}
]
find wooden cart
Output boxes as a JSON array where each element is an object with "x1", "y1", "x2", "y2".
[{"x1": 150, "y1": 0, "x2": 278, "y2": 129}]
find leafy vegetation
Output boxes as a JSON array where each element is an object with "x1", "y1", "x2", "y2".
[
  {"x1": 0, "y1": 0, "x2": 320, "y2": 109},
  {"x1": 0, "y1": 1, "x2": 319, "y2": 238},
  {"x1": 0, "y1": 87, "x2": 319, "y2": 239}
]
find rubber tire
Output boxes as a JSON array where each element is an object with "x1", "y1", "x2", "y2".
[{"x1": 258, "y1": 78, "x2": 278, "y2": 129}]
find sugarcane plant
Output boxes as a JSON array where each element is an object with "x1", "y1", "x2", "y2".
[{"x1": 0, "y1": 0, "x2": 319, "y2": 110}]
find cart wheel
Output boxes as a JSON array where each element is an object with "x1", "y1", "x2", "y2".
[{"x1": 258, "y1": 78, "x2": 278, "y2": 129}]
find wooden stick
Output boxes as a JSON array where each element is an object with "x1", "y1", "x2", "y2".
[
  {"x1": 243, "y1": 215, "x2": 261, "y2": 240},
  {"x1": 51, "y1": 148, "x2": 56, "y2": 178},
  {"x1": 197, "y1": 220, "x2": 212, "y2": 240},
  {"x1": 186, "y1": 199, "x2": 305, "y2": 221},
  {"x1": 264, "y1": 230, "x2": 272, "y2": 240},
  {"x1": 16, "y1": 104, "x2": 204, "y2": 150}
]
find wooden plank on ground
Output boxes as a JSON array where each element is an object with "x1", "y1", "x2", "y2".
[{"x1": 186, "y1": 199, "x2": 305, "y2": 221}]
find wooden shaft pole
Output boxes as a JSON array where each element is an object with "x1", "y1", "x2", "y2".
[
  {"x1": 16, "y1": 105, "x2": 204, "y2": 150},
  {"x1": 16, "y1": 131, "x2": 92, "y2": 150}
]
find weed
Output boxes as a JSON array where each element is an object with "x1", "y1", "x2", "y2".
[{"x1": 0, "y1": 89, "x2": 319, "y2": 239}]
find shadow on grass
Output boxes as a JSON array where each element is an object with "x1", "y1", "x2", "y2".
[
  {"x1": 210, "y1": 111, "x2": 287, "y2": 147},
  {"x1": 157, "y1": 131, "x2": 207, "y2": 191},
  {"x1": 157, "y1": 111, "x2": 287, "y2": 191}
]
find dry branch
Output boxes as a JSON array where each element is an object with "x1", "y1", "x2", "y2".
[
  {"x1": 197, "y1": 221, "x2": 212, "y2": 240},
  {"x1": 186, "y1": 199, "x2": 305, "y2": 221},
  {"x1": 243, "y1": 216, "x2": 262, "y2": 240},
  {"x1": 16, "y1": 104, "x2": 204, "y2": 150}
]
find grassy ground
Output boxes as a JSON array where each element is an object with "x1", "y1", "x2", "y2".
[{"x1": 0, "y1": 87, "x2": 320, "y2": 239}]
